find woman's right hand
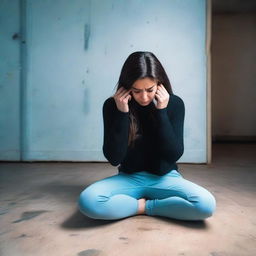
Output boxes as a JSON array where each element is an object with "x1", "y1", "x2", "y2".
[{"x1": 113, "y1": 87, "x2": 132, "y2": 113}]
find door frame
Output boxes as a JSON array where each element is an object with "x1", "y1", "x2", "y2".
[{"x1": 206, "y1": 0, "x2": 212, "y2": 164}]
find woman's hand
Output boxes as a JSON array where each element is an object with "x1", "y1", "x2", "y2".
[
  {"x1": 113, "y1": 87, "x2": 132, "y2": 113},
  {"x1": 155, "y1": 84, "x2": 170, "y2": 109}
]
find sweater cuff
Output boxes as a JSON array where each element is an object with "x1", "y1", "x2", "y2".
[
  {"x1": 155, "y1": 107, "x2": 168, "y2": 119},
  {"x1": 116, "y1": 109, "x2": 129, "y2": 119}
]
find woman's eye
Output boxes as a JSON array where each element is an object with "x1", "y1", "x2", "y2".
[{"x1": 133, "y1": 90, "x2": 153, "y2": 94}]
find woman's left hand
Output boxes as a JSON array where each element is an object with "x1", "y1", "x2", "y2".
[{"x1": 155, "y1": 84, "x2": 170, "y2": 109}]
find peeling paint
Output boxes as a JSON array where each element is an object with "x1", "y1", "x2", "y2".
[{"x1": 84, "y1": 24, "x2": 91, "y2": 50}]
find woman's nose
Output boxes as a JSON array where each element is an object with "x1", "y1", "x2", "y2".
[{"x1": 141, "y1": 92, "x2": 148, "y2": 100}]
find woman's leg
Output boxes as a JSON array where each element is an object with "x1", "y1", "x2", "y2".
[
  {"x1": 144, "y1": 170, "x2": 216, "y2": 221},
  {"x1": 78, "y1": 172, "x2": 145, "y2": 220}
]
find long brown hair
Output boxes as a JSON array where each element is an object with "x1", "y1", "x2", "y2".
[{"x1": 115, "y1": 51, "x2": 173, "y2": 146}]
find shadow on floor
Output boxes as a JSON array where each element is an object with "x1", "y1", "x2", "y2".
[
  {"x1": 61, "y1": 210, "x2": 209, "y2": 230},
  {"x1": 61, "y1": 210, "x2": 115, "y2": 229},
  {"x1": 154, "y1": 216, "x2": 209, "y2": 229},
  {"x1": 38, "y1": 183, "x2": 90, "y2": 202}
]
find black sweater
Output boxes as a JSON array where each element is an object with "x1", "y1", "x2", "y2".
[{"x1": 102, "y1": 94, "x2": 185, "y2": 176}]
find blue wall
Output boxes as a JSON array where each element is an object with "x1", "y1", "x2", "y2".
[
  {"x1": 0, "y1": 0, "x2": 208, "y2": 162},
  {"x1": 0, "y1": 0, "x2": 21, "y2": 160}
]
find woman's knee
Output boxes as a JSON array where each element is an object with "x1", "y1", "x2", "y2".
[
  {"x1": 78, "y1": 185, "x2": 108, "y2": 219},
  {"x1": 195, "y1": 190, "x2": 216, "y2": 220}
]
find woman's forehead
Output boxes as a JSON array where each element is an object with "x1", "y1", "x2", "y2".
[{"x1": 132, "y1": 78, "x2": 157, "y2": 90}]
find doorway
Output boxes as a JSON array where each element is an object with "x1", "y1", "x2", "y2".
[{"x1": 210, "y1": 0, "x2": 256, "y2": 160}]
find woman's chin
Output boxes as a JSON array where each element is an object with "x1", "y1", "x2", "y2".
[
  {"x1": 139, "y1": 102, "x2": 150, "y2": 106},
  {"x1": 137, "y1": 100, "x2": 152, "y2": 106}
]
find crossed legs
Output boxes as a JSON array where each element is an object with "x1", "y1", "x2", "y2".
[{"x1": 78, "y1": 170, "x2": 216, "y2": 221}]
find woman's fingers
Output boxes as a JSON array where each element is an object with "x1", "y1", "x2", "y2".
[
  {"x1": 120, "y1": 90, "x2": 131, "y2": 101},
  {"x1": 113, "y1": 87, "x2": 131, "y2": 113},
  {"x1": 156, "y1": 88, "x2": 164, "y2": 97},
  {"x1": 157, "y1": 84, "x2": 167, "y2": 94},
  {"x1": 114, "y1": 88, "x2": 123, "y2": 98},
  {"x1": 115, "y1": 87, "x2": 129, "y2": 97},
  {"x1": 157, "y1": 85, "x2": 169, "y2": 98},
  {"x1": 115, "y1": 87, "x2": 131, "y2": 100},
  {"x1": 155, "y1": 84, "x2": 169, "y2": 109},
  {"x1": 156, "y1": 86, "x2": 164, "y2": 99}
]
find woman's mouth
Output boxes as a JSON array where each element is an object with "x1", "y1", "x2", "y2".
[{"x1": 140, "y1": 101, "x2": 150, "y2": 105}]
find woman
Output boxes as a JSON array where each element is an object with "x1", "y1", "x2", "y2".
[{"x1": 78, "y1": 51, "x2": 216, "y2": 221}]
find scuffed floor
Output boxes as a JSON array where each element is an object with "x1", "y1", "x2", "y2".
[{"x1": 0, "y1": 143, "x2": 256, "y2": 256}]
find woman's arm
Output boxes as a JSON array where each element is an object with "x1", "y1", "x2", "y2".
[
  {"x1": 102, "y1": 97, "x2": 130, "y2": 166},
  {"x1": 155, "y1": 95, "x2": 185, "y2": 163}
]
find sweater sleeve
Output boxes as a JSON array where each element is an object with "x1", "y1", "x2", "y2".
[
  {"x1": 155, "y1": 95, "x2": 185, "y2": 163},
  {"x1": 102, "y1": 97, "x2": 130, "y2": 166}
]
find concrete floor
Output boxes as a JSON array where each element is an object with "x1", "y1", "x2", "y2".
[{"x1": 0, "y1": 143, "x2": 256, "y2": 256}]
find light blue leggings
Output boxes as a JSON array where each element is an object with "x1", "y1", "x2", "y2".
[{"x1": 78, "y1": 170, "x2": 216, "y2": 221}]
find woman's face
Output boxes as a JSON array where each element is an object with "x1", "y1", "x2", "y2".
[{"x1": 131, "y1": 77, "x2": 158, "y2": 106}]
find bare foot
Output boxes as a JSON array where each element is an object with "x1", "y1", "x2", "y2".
[{"x1": 137, "y1": 198, "x2": 146, "y2": 215}]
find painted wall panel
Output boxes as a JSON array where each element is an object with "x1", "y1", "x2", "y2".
[
  {"x1": 3, "y1": 0, "x2": 207, "y2": 162},
  {"x1": 0, "y1": 0, "x2": 21, "y2": 160}
]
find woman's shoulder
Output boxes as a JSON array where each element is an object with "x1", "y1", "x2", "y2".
[
  {"x1": 103, "y1": 97, "x2": 115, "y2": 109},
  {"x1": 167, "y1": 94, "x2": 185, "y2": 114},
  {"x1": 169, "y1": 94, "x2": 185, "y2": 107}
]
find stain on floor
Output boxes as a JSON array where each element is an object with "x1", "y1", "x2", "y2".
[
  {"x1": 0, "y1": 210, "x2": 9, "y2": 215},
  {"x1": 119, "y1": 237, "x2": 128, "y2": 240},
  {"x1": 137, "y1": 227, "x2": 160, "y2": 231},
  {"x1": 210, "y1": 252, "x2": 228, "y2": 256},
  {"x1": 77, "y1": 249, "x2": 101, "y2": 256},
  {"x1": 16, "y1": 234, "x2": 28, "y2": 238},
  {"x1": 69, "y1": 233, "x2": 80, "y2": 236},
  {"x1": 12, "y1": 210, "x2": 49, "y2": 223}
]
